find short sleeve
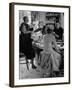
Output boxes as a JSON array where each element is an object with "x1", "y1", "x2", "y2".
[{"x1": 20, "y1": 23, "x2": 26, "y2": 32}]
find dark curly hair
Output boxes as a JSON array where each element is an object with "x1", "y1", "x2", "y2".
[{"x1": 23, "y1": 16, "x2": 28, "y2": 22}]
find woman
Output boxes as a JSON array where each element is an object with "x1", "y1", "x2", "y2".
[
  {"x1": 20, "y1": 16, "x2": 37, "y2": 69},
  {"x1": 37, "y1": 24, "x2": 61, "y2": 77},
  {"x1": 33, "y1": 21, "x2": 44, "y2": 60}
]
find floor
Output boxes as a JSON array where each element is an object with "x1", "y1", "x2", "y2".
[
  {"x1": 19, "y1": 57, "x2": 64, "y2": 79},
  {"x1": 19, "y1": 57, "x2": 43, "y2": 79}
]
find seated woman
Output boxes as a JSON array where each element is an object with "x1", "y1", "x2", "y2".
[
  {"x1": 33, "y1": 21, "x2": 44, "y2": 60},
  {"x1": 37, "y1": 24, "x2": 61, "y2": 77}
]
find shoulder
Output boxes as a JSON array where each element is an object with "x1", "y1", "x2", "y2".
[
  {"x1": 44, "y1": 34, "x2": 52, "y2": 39},
  {"x1": 20, "y1": 22, "x2": 24, "y2": 26},
  {"x1": 50, "y1": 33, "x2": 55, "y2": 40},
  {"x1": 20, "y1": 23, "x2": 29, "y2": 27},
  {"x1": 20, "y1": 23, "x2": 25, "y2": 29}
]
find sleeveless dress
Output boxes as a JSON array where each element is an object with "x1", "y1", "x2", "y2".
[
  {"x1": 38, "y1": 34, "x2": 61, "y2": 74},
  {"x1": 20, "y1": 23, "x2": 35, "y2": 59}
]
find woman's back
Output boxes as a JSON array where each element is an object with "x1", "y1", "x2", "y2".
[{"x1": 43, "y1": 34, "x2": 55, "y2": 52}]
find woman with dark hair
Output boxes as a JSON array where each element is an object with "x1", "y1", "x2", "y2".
[
  {"x1": 37, "y1": 24, "x2": 61, "y2": 76},
  {"x1": 20, "y1": 16, "x2": 37, "y2": 69}
]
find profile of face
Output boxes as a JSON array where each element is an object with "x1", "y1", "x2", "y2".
[
  {"x1": 56, "y1": 22, "x2": 60, "y2": 29},
  {"x1": 23, "y1": 16, "x2": 29, "y2": 24},
  {"x1": 49, "y1": 24, "x2": 54, "y2": 31},
  {"x1": 38, "y1": 21, "x2": 44, "y2": 28}
]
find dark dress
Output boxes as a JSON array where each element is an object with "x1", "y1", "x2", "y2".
[{"x1": 19, "y1": 23, "x2": 35, "y2": 59}]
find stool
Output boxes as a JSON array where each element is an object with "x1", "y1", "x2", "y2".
[{"x1": 19, "y1": 53, "x2": 29, "y2": 70}]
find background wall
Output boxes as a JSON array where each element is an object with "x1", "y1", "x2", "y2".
[{"x1": 0, "y1": 0, "x2": 72, "y2": 90}]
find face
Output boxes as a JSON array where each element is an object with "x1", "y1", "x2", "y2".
[
  {"x1": 56, "y1": 23, "x2": 60, "y2": 29},
  {"x1": 24, "y1": 17, "x2": 29, "y2": 23},
  {"x1": 49, "y1": 24, "x2": 54, "y2": 31},
  {"x1": 38, "y1": 21, "x2": 44, "y2": 28}
]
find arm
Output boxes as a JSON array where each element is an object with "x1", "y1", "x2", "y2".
[
  {"x1": 23, "y1": 25, "x2": 32, "y2": 34},
  {"x1": 52, "y1": 35, "x2": 60, "y2": 53},
  {"x1": 24, "y1": 30, "x2": 32, "y2": 34},
  {"x1": 52, "y1": 32, "x2": 59, "y2": 38}
]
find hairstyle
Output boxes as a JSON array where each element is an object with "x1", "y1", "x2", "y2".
[
  {"x1": 47, "y1": 28, "x2": 52, "y2": 34},
  {"x1": 45, "y1": 24, "x2": 52, "y2": 34},
  {"x1": 23, "y1": 16, "x2": 28, "y2": 22}
]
